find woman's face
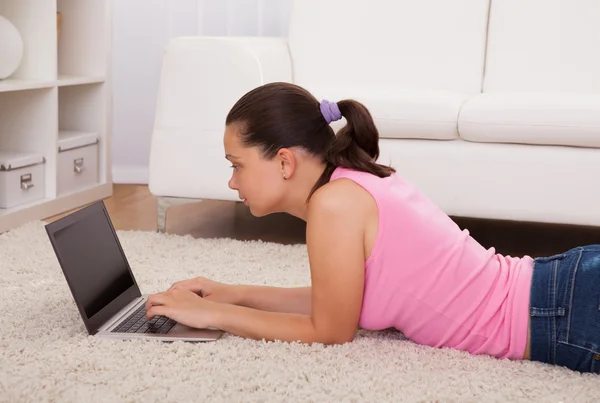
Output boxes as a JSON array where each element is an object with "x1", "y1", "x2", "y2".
[{"x1": 223, "y1": 125, "x2": 287, "y2": 217}]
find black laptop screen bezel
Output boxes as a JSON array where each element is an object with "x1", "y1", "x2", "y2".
[{"x1": 45, "y1": 201, "x2": 142, "y2": 335}]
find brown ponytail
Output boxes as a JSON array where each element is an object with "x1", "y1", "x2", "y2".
[{"x1": 309, "y1": 99, "x2": 395, "y2": 198}]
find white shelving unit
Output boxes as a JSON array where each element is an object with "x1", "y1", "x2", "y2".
[{"x1": 0, "y1": 0, "x2": 112, "y2": 233}]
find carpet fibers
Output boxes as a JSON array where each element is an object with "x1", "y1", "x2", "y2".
[{"x1": 1, "y1": 221, "x2": 599, "y2": 402}]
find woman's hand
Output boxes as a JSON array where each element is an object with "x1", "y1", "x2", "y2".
[
  {"x1": 168, "y1": 276, "x2": 239, "y2": 305},
  {"x1": 145, "y1": 288, "x2": 220, "y2": 329}
]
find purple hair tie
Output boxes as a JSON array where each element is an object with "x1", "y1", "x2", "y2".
[{"x1": 320, "y1": 99, "x2": 342, "y2": 124}]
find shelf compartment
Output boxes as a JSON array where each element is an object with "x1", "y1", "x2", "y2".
[
  {"x1": 57, "y1": 0, "x2": 108, "y2": 78},
  {"x1": 0, "y1": 88, "x2": 56, "y2": 155},
  {"x1": 0, "y1": 87, "x2": 57, "y2": 201},
  {"x1": 58, "y1": 84, "x2": 105, "y2": 139},
  {"x1": 58, "y1": 83, "x2": 107, "y2": 184},
  {"x1": 0, "y1": 0, "x2": 57, "y2": 82}
]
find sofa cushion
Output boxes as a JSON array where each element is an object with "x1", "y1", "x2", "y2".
[
  {"x1": 458, "y1": 92, "x2": 600, "y2": 148},
  {"x1": 288, "y1": 0, "x2": 490, "y2": 96},
  {"x1": 314, "y1": 88, "x2": 466, "y2": 140},
  {"x1": 376, "y1": 138, "x2": 600, "y2": 226},
  {"x1": 482, "y1": 0, "x2": 600, "y2": 94}
]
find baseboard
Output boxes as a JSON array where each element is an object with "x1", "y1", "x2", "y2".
[{"x1": 112, "y1": 165, "x2": 149, "y2": 184}]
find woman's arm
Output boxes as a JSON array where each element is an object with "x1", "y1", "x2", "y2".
[
  {"x1": 211, "y1": 180, "x2": 367, "y2": 344},
  {"x1": 167, "y1": 276, "x2": 310, "y2": 314},
  {"x1": 233, "y1": 285, "x2": 312, "y2": 315}
]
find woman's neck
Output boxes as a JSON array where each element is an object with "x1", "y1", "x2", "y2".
[{"x1": 283, "y1": 162, "x2": 329, "y2": 221}]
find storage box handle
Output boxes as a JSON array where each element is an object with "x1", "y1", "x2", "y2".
[
  {"x1": 74, "y1": 158, "x2": 85, "y2": 174},
  {"x1": 20, "y1": 173, "x2": 34, "y2": 190}
]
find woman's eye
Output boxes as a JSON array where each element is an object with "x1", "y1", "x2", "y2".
[{"x1": 230, "y1": 164, "x2": 239, "y2": 171}]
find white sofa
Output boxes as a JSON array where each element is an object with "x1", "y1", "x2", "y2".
[{"x1": 148, "y1": 0, "x2": 600, "y2": 232}]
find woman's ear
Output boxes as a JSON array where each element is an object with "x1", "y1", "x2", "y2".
[{"x1": 277, "y1": 148, "x2": 296, "y2": 180}]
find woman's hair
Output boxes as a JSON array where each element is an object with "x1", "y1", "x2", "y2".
[{"x1": 225, "y1": 82, "x2": 395, "y2": 199}]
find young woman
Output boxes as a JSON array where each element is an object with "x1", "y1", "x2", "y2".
[{"x1": 146, "y1": 82, "x2": 600, "y2": 374}]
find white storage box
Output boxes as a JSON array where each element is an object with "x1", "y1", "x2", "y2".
[
  {"x1": 58, "y1": 131, "x2": 99, "y2": 196},
  {"x1": 0, "y1": 151, "x2": 46, "y2": 209}
]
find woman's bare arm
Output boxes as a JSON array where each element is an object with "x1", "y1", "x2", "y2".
[{"x1": 232, "y1": 285, "x2": 311, "y2": 315}]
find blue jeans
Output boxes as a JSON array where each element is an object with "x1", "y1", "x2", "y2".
[{"x1": 529, "y1": 245, "x2": 600, "y2": 373}]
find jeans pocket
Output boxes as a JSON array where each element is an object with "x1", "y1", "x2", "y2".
[
  {"x1": 555, "y1": 343, "x2": 600, "y2": 373},
  {"x1": 592, "y1": 354, "x2": 600, "y2": 374}
]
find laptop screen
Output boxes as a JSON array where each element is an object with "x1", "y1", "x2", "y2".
[{"x1": 46, "y1": 201, "x2": 141, "y2": 334}]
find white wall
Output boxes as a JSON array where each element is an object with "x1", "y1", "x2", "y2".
[{"x1": 111, "y1": 0, "x2": 293, "y2": 184}]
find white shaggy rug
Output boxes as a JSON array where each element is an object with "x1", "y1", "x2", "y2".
[{"x1": 1, "y1": 221, "x2": 599, "y2": 402}]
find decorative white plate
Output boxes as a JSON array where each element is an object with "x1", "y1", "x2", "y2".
[{"x1": 0, "y1": 15, "x2": 24, "y2": 79}]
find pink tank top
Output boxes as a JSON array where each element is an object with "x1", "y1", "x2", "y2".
[{"x1": 330, "y1": 167, "x2": 534, "y2": 359}]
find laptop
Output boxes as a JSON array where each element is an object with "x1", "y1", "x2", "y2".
[{"x1": 45, "y1": 200, "x2": 223, "y2": 342}]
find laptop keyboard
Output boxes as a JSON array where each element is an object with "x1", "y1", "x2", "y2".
[{"x1": 111, "y1": 303, "x2": 177, "y2": 334}]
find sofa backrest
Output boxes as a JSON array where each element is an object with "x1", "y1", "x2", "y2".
[
  {"x1": 483, "y1": 0, "x2": 600, "y2": 93},
  {"x1": 287, "y1": 0, "x2": 491, "y2": 95}
]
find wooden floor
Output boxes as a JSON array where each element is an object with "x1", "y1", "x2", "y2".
[{"x1": 47, "y1": 184, "x2": 600, "y2": 258}]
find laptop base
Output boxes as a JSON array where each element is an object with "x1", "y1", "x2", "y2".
[{"x1": 95, "y1": 326, "x2": 223, "y2": 342}]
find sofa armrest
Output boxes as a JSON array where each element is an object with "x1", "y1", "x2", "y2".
[{"x1": 148, "y1": 36, "x2": 292, "y2": 199}]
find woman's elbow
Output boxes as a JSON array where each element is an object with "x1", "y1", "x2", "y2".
[
  {"x1": 309, "y1": 317, "x2": 358, "y2": 345},
  {"x1": 317, "y1": 330, "x2": 356, "y2": 345}
]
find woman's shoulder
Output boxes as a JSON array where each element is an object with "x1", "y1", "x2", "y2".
[
  {"x1": 307, "y1": 174, "x2": 379, "y2": 260},
  {"x1": 309, "y1": 175, "x2": 376, "y2": 220},
  {"x1": 316, "y1": 174, "x2": 368, "y2": 200}
]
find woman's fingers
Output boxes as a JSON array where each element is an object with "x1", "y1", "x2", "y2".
[
  {"x1": 146, "y1": 305, "x2": 169, "y2": 320},
  {"x1": 145, "y1": 292, "x2": 169, "y2": 311},
  {"x1": 145, "y1": 292, "x2": 172, "y2": 319}
]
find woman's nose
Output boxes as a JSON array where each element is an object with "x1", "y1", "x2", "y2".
[{"x1": 228, "y1": 176, "x2": 237, "y2": 190}]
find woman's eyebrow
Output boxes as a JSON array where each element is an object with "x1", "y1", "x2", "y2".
[{"x1": 225, "y1": 154, "x2": 240, "y2": 160}]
